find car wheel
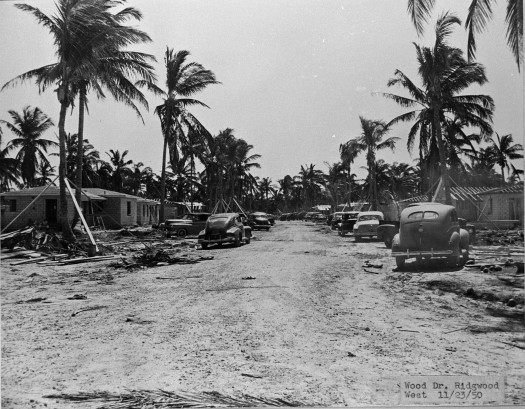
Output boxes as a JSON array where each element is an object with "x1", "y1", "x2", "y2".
[
  {"x1": 177, "y1": 228, "x2": 187, "y2": 238},
  {"x1": 384, "y1": 235, "x2": 393, "y2": 249},
  {"x1": 234, "y1": 234, "x2": 241, "y2": 247},
  {"x1": 201, "y1": 243, "x2": 208, "y2": 250},
  {"x1": 395, "y1": 256, "x2": 406, "y2": 268},
  {"x1": 245, "y1": 237, "x2": 251, "y2": 244},
  {"x1": 266, "y1": 227, "x2": 270, "y2": 231},
  {"x1": 355, "y1": 236, "x2": 361, "y2": 242}
]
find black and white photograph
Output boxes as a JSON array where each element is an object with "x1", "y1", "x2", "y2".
[{"x1": 0, "y1": 0, "x2": 523, "y2": 407}]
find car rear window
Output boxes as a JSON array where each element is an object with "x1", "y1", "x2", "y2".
[
  {"x1": 423, "y1": 211, "x2": 439, "y2": 219},
  {"x1": 407, "y1": 211, "x2": 423, "y2": 220}
]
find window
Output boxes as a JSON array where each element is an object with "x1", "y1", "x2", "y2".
[
  {"x1": 127, "y1": 201, "x2": 131, "y2": 216},
  {"x1": 407, "y1": 211, "x2": 423, "y2": 220},
  {"x1": 423, "y1": 211, "x2": 438, "y2": 219}
]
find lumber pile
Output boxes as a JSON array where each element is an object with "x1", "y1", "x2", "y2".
[{"x1": 468, "y1": 245, "x2": 524, "y2": 273}]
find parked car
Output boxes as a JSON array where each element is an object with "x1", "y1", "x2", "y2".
[
  {"x1": 337, "y1": 211, "x2": 360, "y2": 236},
  {"x1": 391, "y1": 203, "x2": 470, "y2": 268},
  {"x1": 353, "y1": 211, "x2": 384, "y2": 241},
  {"x1": 248, "y1": 212, "x2": 271, "y2": 230},
  {"x1": 312, "y1": 213, "x2": 327, "y2": 223},
  {"x1": 330, "y1": 211, "x2": 355, "y2": 230},
  {"x1": 265, "y1": 213, "x2": 276, "y2": 225},
  {"x1": 164, "y1": 212, "x2": 211, "y2": 238},
  {"x1": 198, "y1": 213, "x2": 252, "y2": 249}
]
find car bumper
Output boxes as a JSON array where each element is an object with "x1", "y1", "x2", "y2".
[
  {"x1": 392, "y1": 249, "x2": 453, "y2": 257},
  {"x1": 198, "y1": 236, "x2": 235, "y2": 245}
]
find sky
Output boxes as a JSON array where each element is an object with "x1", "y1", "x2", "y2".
[{"x1": 0, "y1": 0, "x2": 523, "y2": 185}]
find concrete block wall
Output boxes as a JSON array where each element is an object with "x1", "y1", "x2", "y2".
[
  {"x1": 119, "y1": 198, "x2": 137, "y2": 227},
  {"x1": 1, "y1": 195, "x2": 76, "y2": 231}
]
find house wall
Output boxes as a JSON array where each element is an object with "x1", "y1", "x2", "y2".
[
  {"x1": 0, "y1": 195, "x2": 76, "y2": 231},
  {"x1": 477, "y1": 193, "x2": 523, "y2": 228},
  {"x1": 92, "y1": 197, "x2": 136, "y2": 229}
]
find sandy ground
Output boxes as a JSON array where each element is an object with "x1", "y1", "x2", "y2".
[{"x1": 1, "y1": 221, "x2": 524, "y2": 408}]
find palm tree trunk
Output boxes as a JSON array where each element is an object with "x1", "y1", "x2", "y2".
[
  {"x1": 160, "y1": 134, "x2": 168, "y2": 221},
  {"x1": 73, "y1": 83, "x2": 87, "y2": 227},
  {"x1": 58, "y1": 94, "x2": 75, "y2": 242},
  {"x1": 501, "y1": 165, "x2": 505, "y2": 183},
  {"x1": 434, "y1": 106, "x2": 452, "y2": 205}
]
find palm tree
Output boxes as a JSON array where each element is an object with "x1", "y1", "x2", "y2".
[
  {"x1": 487, "y1": 133, "x2": 524, "y2": 183},
  {"x1": 0, "y1": 128, "x2": 21, "y2": 191},
  {"x1": 3, "y1": 0, "x2": 143, "y2": 241},
  {"x1": 34, "y1": 162, "x2": 57, "y2": 187},
  {"x1": 277, "y1": 175, "x2": 294, "y2": 212},
  {"x1": 407, "y1": 0, "x2": 523, "y2": 70},
  {"x1": 258, "y1": 177, "x2": 275, "y2": 211},
  {"x1": 0, "y1": 106, "x2": 57, "y2": 187},
  {"x1": 352, "y1": 117, "x2": 398, "y2": 210},
  {"x1": 155, "y1": 48, "x2": 220, "y2": 221},
  {"x1": 339, "y1": 139, "x2": 360, "y2": 206},
  {"x1": 382, "y1": 12, "x2": 494, "y2": 204},
  {"x1": 295, "y1": 164, "x2": 325, "y2": 209},
  {"x1": 106, "y1": 149, "x2": 133, "y2": 192},
  {"x1": 324, "y1": 162, "x2": 346, "y2": 209}
]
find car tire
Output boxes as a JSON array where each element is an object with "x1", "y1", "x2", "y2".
[
  {"x1": 266, "y1": 227, "x2": 270, "y2": 231},
  {"x1": 245, "y1": 237, "x2": 251, "y2": 244},
  {"x1": 177, "y1": 228, "x2": 187, "y2": 238},
  {"x1": 384, "y1": 236, "x2": 393, "y2": 249},
  {"x1": 201, "y1": 243, "x2": 208, "y2": 250},
  {"x1": 395, "y1": 256, "x2": 406, "y2": 268},
  {"x1": 355, "y1": 236, "x2": 361, "y2": 242},
  {"x1": 234, "y1": 234, "x2": 241, "y2": 247}
]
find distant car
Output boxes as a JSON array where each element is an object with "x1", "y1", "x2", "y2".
[
  {"x1": 391, "y1": 203, "x2": 470, "y2": 268},
  {"x1": 164, "y1": 213, "x2": 211, "y2": 238},
  {"x1": 198, "y1": 213, "x2": 252, "y2": 249},
  {"x1": 312, "y1": 213, "x2": 327, "y2": 223},
  {"x1": 330, "y1": 211, "x2": 355, "y2": 230},
  {"x1": 338, "y1": 211, "x2": 360, "y2": 236},
  {"x1": 353, "y1": 211, "x2": 384, "y2": 241},
  {"x1": 266, "y1": 214, "x2": 276, "y2": 225},
  {"x1": 248, "y1": 212, "x2": 271, "y2": 230}
]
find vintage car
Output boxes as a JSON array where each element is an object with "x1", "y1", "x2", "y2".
[
  {"x1": 312, "y1": 213, "x2": 327, "y2": 223},
  {"x1": 248, "y1": 212, "x2": 271, "y2": 230},
  {"x1": 164, "y1": 212, "x2": 211, "y2": 238},
  {"x1": 266, "y1": 214, "x2": 276, "y2": 225},
  {"x1": 337, "y1": 211, "x2": 360, "y2": 236},
  {"x1": 330, "y1": 211, "x2": 355, "y2": 231},
  {"x1": 198, "y1": 212, "x2": 252, "y2": 249},
  {"x1": 391, "y1": 203, "x2": 470, "y2": 268},
  {"x1": 352, "y1": 211, "x2": 384, "y2": 241}
]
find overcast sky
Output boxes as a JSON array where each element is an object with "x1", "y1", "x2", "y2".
[{"x1": 0, "y1": 0, "x2": 523, "y2": 184}]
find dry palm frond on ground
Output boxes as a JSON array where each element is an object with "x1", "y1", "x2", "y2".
[{"x1": 43, "y1": 390, "x2": 304, "y2": 408}]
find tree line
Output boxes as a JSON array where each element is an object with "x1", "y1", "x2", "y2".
[{"x1": 0, "y1": 0, "x2": 523, "y2": 241}]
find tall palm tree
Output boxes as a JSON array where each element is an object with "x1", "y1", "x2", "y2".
[
  {"x1": 323, "y1": 162, "x2": 346, "y2": 209},
  {"x1": 487, "y1": 133, "x2": 524, "y2": 183},
  {"x1": 339, "y1": 139, "x2": 360, "y2": 206},
  {"x1": 352, "y1": 117, "x2": 398, "y2": 210},
  {"x1": 0, "y1": 128, "x2": 21, "y2": 191},
  {"x1": 3, "y1": 0, "x2": 144, "y2": 240},
  {"x1": 106, "y1": 149, "x2": 133, "y2": 192},
  {"x1": 155, "y1": 48, "x2": 220, "y2": 221},
  {"x1": 295, "y1": 164, "x2": 325, "y2": 209},
  {"x1": 278, "y1": 175, "x2": 294, "y2": 212},
  {"x1": 0, "y1": 106, "x2": 57, "y2": 187},
  {"x1": 382, "y1": 12, "x2": 494, "y2": 204},
  {"x1": 408, "y1": 0, "x2": 523, "y2": 70}
]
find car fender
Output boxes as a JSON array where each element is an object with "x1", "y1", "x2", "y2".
[
  {"x1": 459, "y1": 228, "x2": 470, "y2": 249},
  {"x1": 391, "y1": 233, "x2": 401, "y2": 252},
  {"x1": 243, "y1": 226, "x2": 252, "y2": 238},
  {"x1": 448, "y1": 231, "x2": 461, "y2": 255},
  {"x1": 226, "y1": 227, "x2": 240, "y2": 235}
]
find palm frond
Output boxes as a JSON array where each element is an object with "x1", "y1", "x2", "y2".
[
  {"x1": 407, "y1": 0, "x2": 435, "y2": 36},
  {"x1": 505, "y1": 0, "x2": 523, "y2": 71},
  {"x1": 465, "y1": 0, "x2": 494, "y2": 62}
]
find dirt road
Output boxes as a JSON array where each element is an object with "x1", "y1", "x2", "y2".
[{"x1": 1, "y1": 221, "x2": 524, "y2": 407}]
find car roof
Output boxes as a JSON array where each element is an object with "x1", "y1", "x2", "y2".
[
  {"x1": 357, "y1": 211, "x2": 383, "y2": 216},
  {"x1": 402, "y1": 203, "x2": 455, "y2": 215}
]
